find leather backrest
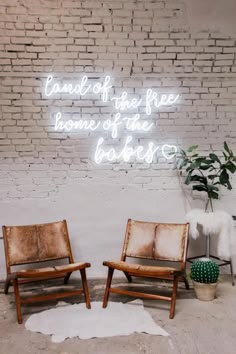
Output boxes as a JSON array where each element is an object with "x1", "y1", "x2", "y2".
[
  {"x1": 125, "y1": 220, "x2": 188, "y2": 262},
  {"x1": 3, "y1": 220, "x2": 71, "y2": 266}
]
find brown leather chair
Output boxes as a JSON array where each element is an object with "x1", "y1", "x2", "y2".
[
  {"x1": 103, "y1": 219, "x2": 189, "y2": 319},
  {"x1": 2, "y1": 220, "x2": 91, "y2": 323}
]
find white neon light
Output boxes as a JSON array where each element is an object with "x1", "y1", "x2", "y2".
[
  {"x1": 111, "y1": 90, "x2": 179, "y2": 115},
  {"x1": 44, "y1": 75, "x2": 179, "y2": 113},
  {"x1": 45, "y1": 75, "x2": 112, "y2": 102},
  {"x1": 45, "y1": 75, "x2": 90, "y2": 97},
  {"x1": 54, "y1": 112, "x2": 153, "y2": 138},
  {"x1": 161, "y1": 144, "x2": 178, "y2": 160},
  {"x1": 92, "y1": 75, "x2": 112, "y2": 102},
  {"x1": 94, "y1": 136, "x2": 177, "y2": 164},
  {"x1": 123, "y1": 114, "x2": 153, "y2": 132},
  {"x1": 102, "y1": 113, "x2": 123, "y2": 138},
  {"x1": 145, "y1": 89, "x2": 179, "y2": 115},
  {"x1": 111, "y1": 91, "x2": 143, "y2": 110},
  {"x1": 44, "y1": 75, "x2": 180, "y2": 165},
  {"x1": 54, "y1": 112, "x2": 101, "y2": 131},
  {"x1": 94, "y1": 136, "x2": 160, "y2": 164}
]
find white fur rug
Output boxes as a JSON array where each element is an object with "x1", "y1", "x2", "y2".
[
  {"x1": 25, "y1": 300, "x2": 168, "y2": 342},
  {"x1": 185, "y1": 209, "x2": 235, "y2": 260}
]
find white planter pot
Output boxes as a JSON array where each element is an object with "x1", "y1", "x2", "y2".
[{"x1": 192, "y1": 280, "x2": 217, "y2": 301}]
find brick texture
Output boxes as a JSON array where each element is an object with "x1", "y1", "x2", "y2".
[{"x1": 0, "y1": 0, "x2": 236, "y2": 200}]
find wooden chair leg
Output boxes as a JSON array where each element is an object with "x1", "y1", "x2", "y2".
[
  {"x1": 230, "y1": 259, "x2": 235, "y2": 286},
  {"x1": 80, "y1": 268, "x2": 91, "y2": 309},
  {"x1": 124, "y1": 271, "x2": 132, "y2": 283},
  {"x1": 4, "y1": 276, "x2": 11, "y2": 295},
  {"x1": 13, "y1": 278, "x2": 22, "y2": 324},
  {"x1": 170, "y1": 275, "x2": 179, "y2": 319},
  {"x1": 64, "y1": 272, "x2": 72, "y2": 285},
  {"x1": 103, "y1": 267, "x2": 114, "y2": 308},
  {"x1": 183, "y1": 274, "x2": 189, "y2": 290}
]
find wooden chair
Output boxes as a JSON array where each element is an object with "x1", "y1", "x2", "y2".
[
  {"x1": 103, "y1": 219, "x2": 189, "y2": 319},
  {"x1": 2, "y1": 220, "x2": 91, "y2": 323}
]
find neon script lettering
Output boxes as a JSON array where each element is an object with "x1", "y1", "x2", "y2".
[
  {"x1": 44, "y1": 75, "x2": 179, "y2": 164},
  {"x1": 44, "y1": 75, "x2": 179, "y2": 114},
  {"x1": 45, "y1": 75, "x2": 112, "y2": 102},
  {"x1": 94, "y1": 137, "x2": 178, "y2": 164},
  {"x1": 54, "y1": 112, "x2": 101, "y2": 132},
  {"x1": 54, "y1": 112, "x2": 153, "y2": 138}
]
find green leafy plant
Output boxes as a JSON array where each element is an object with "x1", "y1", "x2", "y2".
[
  {"x1": 174, "y1": 142, "x2": 236, "y2": 209},
  {"x1": 190, "y1": 258, "x2": 220, "y2": 284}
]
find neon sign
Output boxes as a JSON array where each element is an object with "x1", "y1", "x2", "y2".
[
  {"x1": 44, "y1": 75, "x2": 179, "y2": 164},
  {"x1": 45, "y1": 75, "x2": 112, "y2": 102},
  {"x1": 94, "y1": 137, "x2": 177, "y2": 164},
  {"x1": 54, "y1": 112, "x2": 153, "y2": 139}
]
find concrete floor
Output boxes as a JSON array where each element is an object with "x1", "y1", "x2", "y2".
[{"x1": 0, "y1": 276, "x2": 235, "y2": 354}]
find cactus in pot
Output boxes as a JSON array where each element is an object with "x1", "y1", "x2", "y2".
[
  {"x1": 191, "y1": 258, "x2": 220, "y2": 283},
  {"x1": 190, "y1": 258, "x2": 220, "y2": 301}
]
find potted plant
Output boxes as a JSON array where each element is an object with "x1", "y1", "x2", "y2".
[
  {"x1": 190, "y1": 258, "x2": 220, "y2": 301},
  {"x1": 174, "y1": 142, "x2": 236, "y2": 211}
]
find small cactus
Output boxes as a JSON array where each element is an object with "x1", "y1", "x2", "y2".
[{"x1": 190, "y1": 258, "x2": 219, "y2": 283}]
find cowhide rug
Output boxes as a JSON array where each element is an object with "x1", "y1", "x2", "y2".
[{"x1": 25, "y1": 300, "x2": 168, "y2": 342}]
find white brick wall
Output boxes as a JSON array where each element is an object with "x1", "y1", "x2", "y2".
[{"x1": 0, "y1": 0, "x2": 236, "y2": 278}]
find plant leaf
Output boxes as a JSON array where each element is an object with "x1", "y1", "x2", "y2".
[
  {"x1": 208, "y1": 191, "x2": 219, "y2": 199},
  {"x1": 204, "y1": 159, "x2": 215, "y2": 164},
  {"x1": 187, "y1": 145, "x2": 198, "y2": 152},
  {"x1": 224, "y1": 161, "x2": 236, "y2": 173},
  {"x1": 219, "y1": 169, "x2": 229, "y2": 186},
  {"x1": 224, "y1": 141, "x2": 230, "y2": 154},
  {"x1": 192, "y1": 185, "x2": 208, "y2": 191},
  {"x1": 179, "y1": 148, "x2": 186, "y2": 156},
  {"x1": 185, "y1": 175, "x2": 208, "y2": 185},
  {"x1": 223, "y1": 151, "x2": 227, "y2": 159},
  {"x1": 207, "y1": 185, "x2": 219, "y2": 191},
  {"x1": 199, "y1": 165, "x2": 212, "y2": 171},
  {"x1": 208, "y1": 174, "x2": 219, "y2": 180},
  {"x1": 209, "y1": 153, "x2": 221, "y2": 164},
  {"x1": 185, "y1": 174, "x2": 192, "y2": 185}
]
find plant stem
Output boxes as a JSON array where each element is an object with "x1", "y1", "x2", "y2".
[{"x1": 205, "y1": 198, "x2": 213, "y2": 212}]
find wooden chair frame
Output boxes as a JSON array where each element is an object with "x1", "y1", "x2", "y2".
[
  {"x1": 103, "y1": 219, "x2": 189, "y2": 319},
  {"x1": 2, "y1": 220, "x2": 91, "y2": 323}
]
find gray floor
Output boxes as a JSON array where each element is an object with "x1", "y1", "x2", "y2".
[{"x1": 0, "y1": 276, "x2": 235, "y2": 354}]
